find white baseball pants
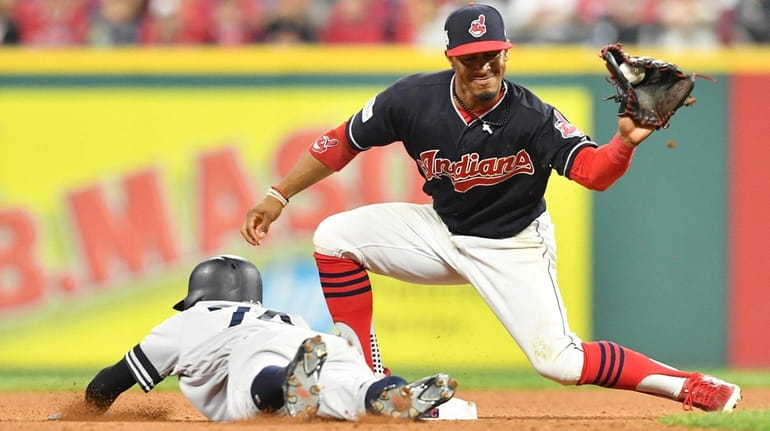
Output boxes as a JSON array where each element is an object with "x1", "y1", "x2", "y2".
[{"x1": 313, "y1": 202, "x2": 586, "y2": 384}]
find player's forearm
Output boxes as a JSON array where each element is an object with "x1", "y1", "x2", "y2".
[
  {"x1": 274, "y1": 152, "x2": 336, "y2": 198},
  {"x1": 569, "y1": 135, "x2": 635, "y2": 191},
  {"x1": 85, "y1": 358, "x2": 137, "y2": 413},
  {"x1": 272, "y1": 122, "x2": 359, "y2": 199}
]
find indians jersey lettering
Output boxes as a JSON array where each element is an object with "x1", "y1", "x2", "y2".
[{"x1": 417, "y1": 149, "x2": 534, "y2": 192}]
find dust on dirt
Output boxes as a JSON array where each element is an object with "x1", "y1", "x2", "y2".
[{"x1": 2, "y1": 387, "x2": 768, "y2": 431}]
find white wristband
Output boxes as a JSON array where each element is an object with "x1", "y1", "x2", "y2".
[{"x1": 266, "y1": 188, "x2": 289, "y2": 207}]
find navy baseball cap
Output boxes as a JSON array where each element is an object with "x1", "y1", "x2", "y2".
[{"x1": 444, "y1": 3, "x2": 512, "y2": 56}]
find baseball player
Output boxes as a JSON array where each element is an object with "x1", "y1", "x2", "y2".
[
  {"x1": 241, "y1": 3, "x2": 741, "y2": 413},
  {"x1": 82, "y1": 255, "x2": 457, "y2": 421}
]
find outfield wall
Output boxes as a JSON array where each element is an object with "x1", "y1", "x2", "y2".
[{"x1": 0, "y1": 46, "x2": 768, "y2": 370}]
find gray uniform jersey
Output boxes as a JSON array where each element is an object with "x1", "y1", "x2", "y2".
[{"x1": 123, "y1": 301, "x2": 377, "y2": 421}]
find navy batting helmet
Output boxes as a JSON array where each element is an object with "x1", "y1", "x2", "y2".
[{"x1": 173, "y1": 255, "x2": 263, "y2": 311}]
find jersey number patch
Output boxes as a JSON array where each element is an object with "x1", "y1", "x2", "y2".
[{"x1": 227, "y1": 306, "x2": 294, "y2": 327}]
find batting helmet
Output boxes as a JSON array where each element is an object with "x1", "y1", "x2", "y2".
[{"x1": 173, "y1": 255, "x2": 263, "y2": 311}]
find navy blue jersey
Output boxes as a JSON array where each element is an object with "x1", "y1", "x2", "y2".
[{"x1": 345, "y1": 69, "x2": 597, "y2": 239}]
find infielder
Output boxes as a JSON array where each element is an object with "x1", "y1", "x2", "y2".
[
  {"x1": 241, "y1": 3, "x2": 741, "y2": 413},
  {"x1": 83, "y1": 255, "x2": 457, "y2": 421}
]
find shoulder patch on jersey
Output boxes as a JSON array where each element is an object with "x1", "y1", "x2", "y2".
[
  {"x1": 553, "y1": 110, "x2": 585, "y2": 139},
  {"x1": 362, "y1": 96, "x2": 376, "y2": 123},
  {"x1": 311, "y1": 135, "x2": 339, "y2": 154}
]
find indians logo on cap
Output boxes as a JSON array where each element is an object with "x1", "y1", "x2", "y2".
[{"x1": 468, "y1": 14, "x2": 487, "y2": 38}]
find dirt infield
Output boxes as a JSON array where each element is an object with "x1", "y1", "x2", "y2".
[{"x1": 2, "y1": 388, "x2": 768, "y2": 430}]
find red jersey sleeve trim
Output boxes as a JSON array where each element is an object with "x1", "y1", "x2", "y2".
[
  {"x1": 569, "y1": 134, "x2": 635, "y2": 191},
  {"x1": 308, "y1": 122, "x2": 360, "y2": 171}
]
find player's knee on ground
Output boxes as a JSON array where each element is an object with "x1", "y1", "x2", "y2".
[
  {"x1": 250, "y1": 366, "x2": 285, "y2": 412},
  {"x1": 528, "y1": 343, "x2": 584, "y2": 386}
]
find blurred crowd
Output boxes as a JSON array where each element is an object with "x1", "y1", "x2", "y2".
[{"x1": 0, "y1": 0, "x2": 768, "y2": 48}]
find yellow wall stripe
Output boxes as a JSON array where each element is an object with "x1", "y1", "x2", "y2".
[{"x1": 2, "y1": 46, "x2": 770, "y2": 75}]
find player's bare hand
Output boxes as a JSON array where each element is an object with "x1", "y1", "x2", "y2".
[
  {"x1": 240, "y1": 198, "x2": 284, "y2": 246},
  {"x1": 617, "y1": 116, "x2": 654, "y2": 147}
]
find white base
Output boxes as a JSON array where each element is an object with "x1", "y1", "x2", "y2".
[{"x1": 419, "y1": 397, "x2": 478, "y2": 420}]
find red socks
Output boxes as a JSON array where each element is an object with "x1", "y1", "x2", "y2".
[
  {"x1": 579, "y1": 341, "x2": 692, "y2": 389},
  {"x1": 314, "y1": 252, "x2": 375, "y2": 369}
]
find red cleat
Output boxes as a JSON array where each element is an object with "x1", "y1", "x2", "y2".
[{"x1": 680, "y1": 373, "x2": 742, "y2": 412}]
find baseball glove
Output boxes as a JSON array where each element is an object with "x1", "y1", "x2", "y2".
[{"x1": 600, "y1": 43, "x2": 715, "y2": 129}]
